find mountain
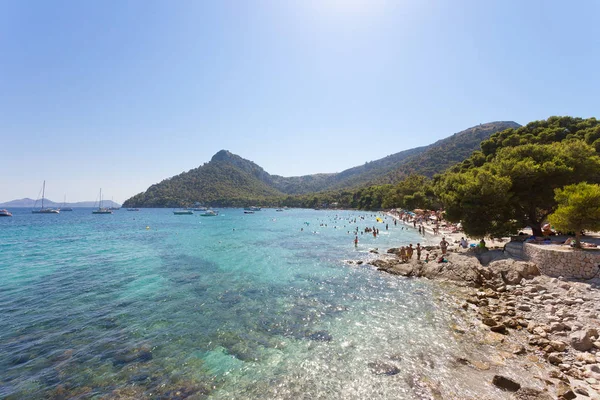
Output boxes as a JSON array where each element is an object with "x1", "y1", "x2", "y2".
[
  {"x1": 0, "y1": 198, "x2": 121, "y2": 208},
  {"x1": 123, "y1": 121, "x2": 520, "y2": 207}
]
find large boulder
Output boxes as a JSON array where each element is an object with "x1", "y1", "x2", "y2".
[
  {"x1": 570, "y1": 330, "x2": 594, "y2": 351},
  {"x1": 488, "y1": 259, "x2": 540, "y2": 285}
]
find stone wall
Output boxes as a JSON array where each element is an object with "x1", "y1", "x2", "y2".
[{"x1": 522, "y1": 243, "x2": 600, "y2": 279}]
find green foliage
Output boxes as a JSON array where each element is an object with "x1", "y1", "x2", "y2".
[
  {"x1": 439, "y1": 117, "x2": 600, "y2": 237},
  {"x1": 548, "y1": 183, "x2": 600, "y2": 248}
]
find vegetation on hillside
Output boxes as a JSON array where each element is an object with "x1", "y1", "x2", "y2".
[{"x1": 123, "y1": 121, "x2": 518, "y2": 207}]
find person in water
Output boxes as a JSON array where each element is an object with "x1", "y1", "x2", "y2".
[
  {"x1": 354, "y1": 236, "x2": 358, "y2": 247},
  {"x1": 416, "y1": 243, "x2": 422, "y2": 260}
]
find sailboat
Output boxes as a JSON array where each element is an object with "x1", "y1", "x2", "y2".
[
  {"x1": 59, "y1": 195, "x2": 73, "y2": 211},
  {"x1": 108, "y1": 197, "x2": 120, "y2": 210},
  {"x1": 92, "y1": 189, "x2": 113, "y2": 214},
  {"x1": 32, "y1": 181, "x2": 60, "y2": 214}
]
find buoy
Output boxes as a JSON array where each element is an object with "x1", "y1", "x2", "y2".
[{"x1": 146, "y1": 226, "x2": 150, "y2": 230}]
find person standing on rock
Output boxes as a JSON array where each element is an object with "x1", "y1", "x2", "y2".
[
  {"x1": 416, "y1": 243, "x2": 422, "y2": 260},
  {"x1": 407, "y1": 244, "x2": 414, "y2": 259},
  {"x1": 440, "y1": 237, "x2": 449, "y2": 255},
  {"x1": 399, "y1": 246, "x2": 407, "y2": 263}
]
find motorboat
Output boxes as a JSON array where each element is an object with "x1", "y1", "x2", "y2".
[
  {"x1": 244, "y1": 211, "x2": 254, "y2": 214},
  {"x1": 174, "y1": 210, "x2": 194, "y2": 215},
  {"x1": 244, "y1": 206, "x2": 261, "y2": 211},
  {"x1": 199, "y1": 210, "x2": 218, "y2": 216},
  {"x1": 0, "y1": 209, "x2": 12, "y2": 217}
]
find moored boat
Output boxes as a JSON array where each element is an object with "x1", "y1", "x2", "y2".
[
  {"x1": 174, "y1": 210, "x2": 194, "y2": 215},
  {"x1": 244, "y1": 206, "x2": 261, "y2": 211},
  {"x1": 199, "y1": 210, "x2": 218, "y2": 216},
  {"x1": 0, "y1": 209, "x2": 12, "y2": 217},
  {"x1": 32, "y1": 181, "x2": 60, "y2": 214},
  {"x1": 127, "y1": 208, "x2": 140, "y2": 211},
  {"x1": 92, "y1": 189, "x2": 113, "y2": 214}
]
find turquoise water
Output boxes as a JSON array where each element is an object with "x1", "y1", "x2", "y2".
[{"x1": 0, "y1": 208, "x2": 500, "y2": 399}]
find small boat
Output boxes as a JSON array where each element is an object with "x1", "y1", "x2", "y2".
[
  {"x1": 244, "y1": 211, "x2": 254, "y2": 214},
  {"x1": 59, "y1": 195, "x2": 73, "y2": 211},
  {"x1": 92, "y1": 189, "x2": 113, "y2": 214},
  {"x1": 32, "y1": 181, "x2": 60, "y2": 214},
  {"x1": 127, "y1": 208, "x2": 140, "y2": 211},
  {"x1": 188, "y1": 206, "x2": 208, "y2": 211},
  {"x1": 199, "y1": 210, "x2": 218, "y2": 216},
  {"x1": 174, "y1": 210, "x2": 193, "y2": 215},
  {"x1": 244, "y1": 206, "x2": 261, "y2": 211},
  {"x1": 0, "y1": 209, "x2": 12, "y2": 217},
  {"x1": 276, "y1": 209, "x2": 284, "y2": 212}
]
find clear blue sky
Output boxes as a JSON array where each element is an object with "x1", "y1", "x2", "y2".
[{"x1": 1, "y1": 0, "x2": 599, "y2": 203}]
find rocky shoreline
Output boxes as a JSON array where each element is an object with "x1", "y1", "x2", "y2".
[{"x1": 366, "y1": 246, "x2": 600, "y2": 399}]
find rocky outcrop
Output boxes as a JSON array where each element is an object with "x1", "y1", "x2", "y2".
[
  {"x1": 372, "y1": 252, "x2": 539, "y2": 289},
  {"x1": 365, "y1": 247, "x2": 600, "y2": 398}
]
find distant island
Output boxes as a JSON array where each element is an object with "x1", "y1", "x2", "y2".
[{"x1": 0, "y1": 198, "x2": 122, "y2": 208}]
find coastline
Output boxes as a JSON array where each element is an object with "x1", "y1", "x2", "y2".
[{"x1": 367, "y1": 244, "x2": 600, "y2": 399}]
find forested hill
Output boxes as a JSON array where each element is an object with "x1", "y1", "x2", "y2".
[
  {"x1": 381, "y1": 121, "x2": 521, "y2": 183},
  {"x1": 123, "y1": 121, "x2": 520, "y2": 207}
]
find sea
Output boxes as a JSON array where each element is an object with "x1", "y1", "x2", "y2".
[{"x1": 0, "y1": 208, "x2": 509, "y2": 399}]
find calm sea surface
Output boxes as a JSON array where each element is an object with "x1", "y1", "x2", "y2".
[{"x1": 0, "y1": 208, "x2": 505, "y2": 399}]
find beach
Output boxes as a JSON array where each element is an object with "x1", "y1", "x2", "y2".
[{"x1": 370, "y1": 226, "x2": 600, "y2": 399}]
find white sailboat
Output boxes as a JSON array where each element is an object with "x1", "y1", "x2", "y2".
[
  {"x1": 92, "y1": 188, "x2": 113, "y2": 214},
  {"x1": 59, "y1": 195, "x2": 73, "y2": 211},
  {"x1": 32, "y1": 181, "x2": 60, "y2": 214}
]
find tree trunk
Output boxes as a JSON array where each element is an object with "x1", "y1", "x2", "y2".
[
  {"x1": 530, "y1": 224, "x2": 543, "y2": 236},
  {"x1": 574, "y1": 231, "x2": 582, "y2": 249}
]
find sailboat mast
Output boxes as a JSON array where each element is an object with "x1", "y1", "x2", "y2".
[
  {"x1": 100, "y1": 188, "x2": 102, "y2": 209},
  {"x1": 42, "y1": 180, "x2": 45, "y2": 209}
]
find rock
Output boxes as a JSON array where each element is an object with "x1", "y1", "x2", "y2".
[
  {"x1": 518, "y1": 304, "x2": 532, "y2": 311},
  {"x1": 548, "y1": 353, "x2": 563, "y2": 365},
  {"x1": 570, "y1": 330, "x2": 594, "y2": 351},
  {"x1": 492, "y1": 374, "x2": 521, "y2": 392},
  {"x1": 367, "y1": 360, "x2": 401, "y2": 376},
  {"x1": 576, "y1": 352, "x2": 597, "y2": 364},
  {"x1": 306, "y1": 330, "x2": 333, "y2": 342},
  {"x1": 550, "y1": 340, "x2": 567, "y2": 352},
  {"x1": 482, "y1": 317, "x2": 497, "y2": 327},
  {"x1": 574, "y1": 386, "x2": 589, "y2": 396},
  {"x1": 113, "y1": 346, "x2": 153, "y2": 367},
  {"x1": 515, "y1": 387, "x2": 553, "y2": 400},
  {"x1": 550, "y1": 322, "x2": 569, "y2": 332},
  {"x1": 490, "y1": 325, "x2": 508, "y2": 334},
  {"x1": 533, "y1": 327, "x2": 548, "y2": 337},
  {"x1": 557, "y1": 382, "x2": 576, "y2": 399}
]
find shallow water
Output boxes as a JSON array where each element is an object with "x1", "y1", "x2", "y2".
[{"x1": 0, "y1": 208, "x2": 509, "y2": 399}]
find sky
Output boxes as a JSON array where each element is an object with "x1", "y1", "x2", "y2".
[{"x1": 1, "y1": 0, "x2": 599, "y2": 203}]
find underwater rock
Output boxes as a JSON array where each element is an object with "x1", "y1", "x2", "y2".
[
  {"x1": 113, "y1": 346, "x2": 153, "y2": 367},
  {"x1": 305, "y1": 330, "x2": 333, "y2": 342},
  {"x1": 367, "y1": 360, "x2": 401, "y2": 376}
]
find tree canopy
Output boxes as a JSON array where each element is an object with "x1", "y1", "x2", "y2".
[
  {"x1": 438, "y1": 117, "x2": 600, "y2": 237},
  {"x1": 548, "y1": 182, "x2": 600, "y2": 248}
]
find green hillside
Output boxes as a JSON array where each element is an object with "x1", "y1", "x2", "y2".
[{"x1": 123, "y1": 121, "x2": 520, "y2": 207}]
